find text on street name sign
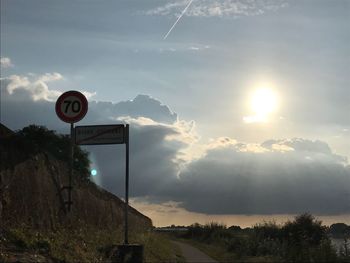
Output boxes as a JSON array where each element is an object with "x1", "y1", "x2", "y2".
[{"x1": 75, "y1": 124, "x2": 125, "y2": 145}]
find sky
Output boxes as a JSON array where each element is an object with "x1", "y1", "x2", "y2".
[{"x1": 1, "y1": 0, "x2": 349, "y2": 227}]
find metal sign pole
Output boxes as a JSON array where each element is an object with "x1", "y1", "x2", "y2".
[
  {"x1": 124, "y1": 124, "x2": 129, "y2": 244},
  {"x1": 68, "y1": 123, "x2": 74, "y2": 212}
]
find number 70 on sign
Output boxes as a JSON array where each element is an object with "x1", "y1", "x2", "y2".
[{"x1": 55, "y1": 90, "x2": 88, "y2": 123}]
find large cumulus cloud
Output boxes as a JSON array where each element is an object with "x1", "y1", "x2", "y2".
[
  {"x1": 75, "y1": 115, "x2": 350, "y2": 216},
  {"x1": 88, "y1": 116, "x2": 196, "y2": 197},
  {"x1": 171, "y1": 138, "x2": 350, "y2": 215},
  {"x1": 1, "y1": 72, "x2": 349, "y2": 216},
  {"x1": 0, "y1": 74, "x2": 176, "y2": 130},
  {"x1": 0, "y1": 73, "x2": 95, "y2": 130}
]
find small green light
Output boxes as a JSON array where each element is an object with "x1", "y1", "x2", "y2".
[{"x1": 91, "y1": 169, "x2": 97, "y2": 176}]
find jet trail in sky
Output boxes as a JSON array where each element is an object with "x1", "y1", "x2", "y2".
[{"x1": 163, "y1": 0, "x2": 194, "y2": 40}]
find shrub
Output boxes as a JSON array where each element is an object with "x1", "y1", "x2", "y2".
[
  {"x1": 185, "y1": 222, "x2": 230, "y2": 243},
  {"x1": 227, "y1": 236, "x2": 252, "y2": 257}
]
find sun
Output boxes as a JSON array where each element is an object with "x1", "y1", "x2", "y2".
[
  {"x1": 251, "y1": 88, "x2": 278, "y2": 115},
  {"x1": 244, "y1": 86, "x2": 279, "y2": 123}
]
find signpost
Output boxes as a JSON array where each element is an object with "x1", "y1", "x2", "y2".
[
  {"x1": 55, "y1": 91, "x2": 88, "y2": 212},
  {"x1": 55, "y1": 91, "x2": 133, "y2": 248},
  {"x1": 75, "y1": 124, "x2": 130, "y2": 245}
]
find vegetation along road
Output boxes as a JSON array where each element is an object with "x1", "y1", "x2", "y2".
[{"x1": 172, "y1": 241, "x2": 218, "y2": 263}]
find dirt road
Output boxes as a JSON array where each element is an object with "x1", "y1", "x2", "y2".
[{"x1": 172, "y1": 241, "x2": 218, "y2": 263}]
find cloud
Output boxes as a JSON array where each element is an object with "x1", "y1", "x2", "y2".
[
  {"x1": 159, "y1": 44, "x2": 210, "y2": 53},
  {"x1": 188, "y1": 45, "x2": 210, "y2": 51},
  {"x1": 110, "y1": 94, "x2": 178, "y2": 124},
  {"x1": 0, "y1": 73, "x2": 95, "y2": 102},
  {"x1": 145, "y1": 0, "x2": 288, "y2": 18},
  {"x1": 89, "y1": 117, "x2": 350, "y2": 216},
  {"x1": 160, "y1": 47, "x2": 177, "y2": 53},
  {"x1": 91, "y1": 117, "x2": 194, "y2": 197},
  {"x1": 0, "y1": 78, "x2": 196, "y2": 196},
  {"x1": 36, "y1": 72, "x2": 63, "y2": 83},
  {"x1": 0, "y1": 57, "x2": 14, "y2": 68},
  {"x1": 2, "y1": 74, "x2": 62, "y2": 101},
  {"x1": 145, "y1": 1, "x2": 188, "y2": 16},
  {"x1": 172, "y1": 138, "x2": 350, "y2": 215},
  {"x1": 1, "y1": 72, "x2": 349, "y2": 216}
]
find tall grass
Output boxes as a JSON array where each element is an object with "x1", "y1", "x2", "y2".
[
  {"x1": 177, "y1": 214, "x2": 343, "y2": 262},
  {"x1": 1, "y1": 224, "x2": 178, "y2": 262}
]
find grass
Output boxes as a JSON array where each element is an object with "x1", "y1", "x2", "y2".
[
  {"x1": 132, "y1": 231, "x2": 185, "y2": 262},
  {"x1": 1, "y1": 224, "x2": 120, "y2": 262},
  {"x1": 1, "y1": 225, "x2": 181, "y2": 262}
]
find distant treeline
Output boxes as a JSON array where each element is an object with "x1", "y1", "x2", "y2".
[
  {"x1": 159, "y1": 221, "x2": 350, "y2": 239},
  {"x1": 167, "y1": 214, "x2": 350, "y2": 262}
]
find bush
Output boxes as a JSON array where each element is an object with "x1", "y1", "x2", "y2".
[
  {"x1": 185, "y1": 222, "x2": 230, "y2": 243},
  {"x1": 249, "y1": 221, "x2": 282, "y2": 257},
  {"x1": 227, "y1": 236, "x2": 252, "y2": 257}
]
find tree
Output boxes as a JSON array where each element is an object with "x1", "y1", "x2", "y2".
[
  {"x1": 281, "y1": 213, "x2": 337, "y2": 262},
  {"x1": 16, "y1": 125, "x2": 90, "y2": 182},
  {"x1": 329, "y1": 223, "x2": 350, "y2": 238}
]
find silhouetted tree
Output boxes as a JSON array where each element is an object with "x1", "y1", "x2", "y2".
[
  {"x1": 281, "y1": 213, "x2": 337, "y2": 262},
  {"x1": 16, "y1": 125, "x2": 90, "y2": 182},
  {"x1": 329, "y1": 223, "x2": 350, "y2": 238}
]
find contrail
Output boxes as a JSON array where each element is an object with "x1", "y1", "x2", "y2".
[{"x1": 163, "y1": 0, "x2": 194, "y2": 40}]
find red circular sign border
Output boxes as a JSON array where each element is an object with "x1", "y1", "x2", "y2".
[{"x1": 55, "y1": 90, "x2": 88, "y2": 123}]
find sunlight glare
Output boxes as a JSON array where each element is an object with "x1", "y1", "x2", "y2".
[
  {"x1": 244, "y1": 86, "x2": 279, "y2": 123},
  {"x1": 251, "y1": 88, "x2": 278, "y2": 115}
]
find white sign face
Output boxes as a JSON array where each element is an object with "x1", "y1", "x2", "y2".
[
  {"x1": 55, "y1": 91, "x2": 88, "y2": 123},
  {"x1": 75, "y1": 125, "x2": 125, "y2": 145}
]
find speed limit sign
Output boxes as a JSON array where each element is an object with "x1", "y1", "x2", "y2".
[{"x1": 55, "y1": 90, "x2": 88, "y2": 123}]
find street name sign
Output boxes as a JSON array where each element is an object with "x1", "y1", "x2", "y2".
[
  {"x1": 55, "y1": 90, "x2": 88, "y2": 123},
  {"x1": 75, "y1": 124, "x2": 125, "y2": 145}
]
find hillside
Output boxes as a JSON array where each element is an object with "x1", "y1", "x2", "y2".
[
  {"x1": 0, "y1": 124, "x2": 157, "y2": 262},
  {"x1": 0, "y1": 151, "x2": 151, "y2": 230}
]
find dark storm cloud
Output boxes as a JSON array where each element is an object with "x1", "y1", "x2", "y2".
[
  {"x1": 88, "y1": 121, "x2": 186, "y2": 197},
  {"x1": 1, "y1": 76, "x2": 350, "y2": 215},
  {"x1": 172, "y1": 139, "x2": 350, "y2": 215},
  {"x1": 86, "y1": 123, "x2": 350, "y2": 216},
  {"x1": 95, "y1": 132, "x2": 350, "y2": 215}
]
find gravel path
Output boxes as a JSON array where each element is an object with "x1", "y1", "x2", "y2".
[{"x1": 172, "y1": 241, "x2": 218, "y2": 263}]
